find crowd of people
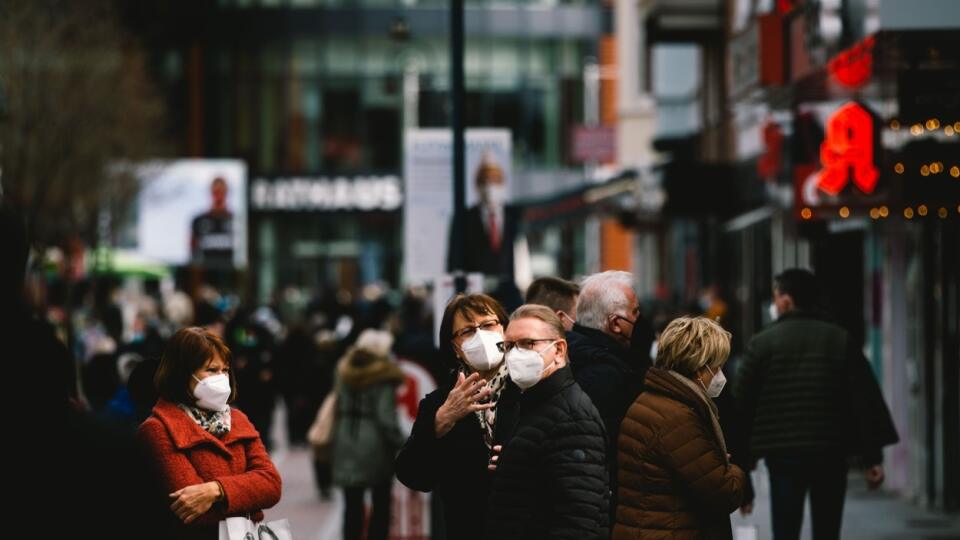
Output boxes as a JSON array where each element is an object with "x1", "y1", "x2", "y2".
[{"x1": 2, "y1": 202, "x2": 897, "y2": 540}]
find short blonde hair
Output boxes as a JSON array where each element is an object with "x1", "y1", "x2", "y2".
[
  {"x1": 510, "y1": 304, "x2": 565, "y2": 339},
  {"x1": 655, "y1": 317, "x2": 731, "y2": 377}
]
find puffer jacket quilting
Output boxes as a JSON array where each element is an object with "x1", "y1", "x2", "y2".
[
  {"x1": 614, "y1": 367, "x2": 745, "y2": 540},
  {"x1": 486, "y1": 365, "x2": 610, "y2": 540}
]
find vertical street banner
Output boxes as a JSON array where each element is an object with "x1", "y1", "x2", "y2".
[
  {"x1": 403, "y1": 129, "x2": 512, "y2": 285},
  {"x1": 391, "y1": 358, "x2": 438, "y2": 539},
  {"x1": 135, "y1": 160, "x2": 248, "y2": 269}
]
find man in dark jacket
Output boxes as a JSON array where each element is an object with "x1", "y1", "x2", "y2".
[
  {"x1": 567, "y1": 271, "x2": 653, "y2": 511},
  {"x1": 486, "y1": 305, "x2": 609, "y2": 540},
  {"x1": 734, "y1": 268, "x2": 898, "y2": 540}
]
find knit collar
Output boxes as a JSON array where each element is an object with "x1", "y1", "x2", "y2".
[
  {"x1": 569, "y1": 324, "x2": 631, "y2": 365},
  {"x1": 150, "y1": 399, "x2": 257, "y2": 455}
]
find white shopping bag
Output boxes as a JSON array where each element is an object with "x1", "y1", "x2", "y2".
[
  {"x1": 734, "y1": 524, "x2": 758, "y2": 540},
  {"x1": 219, "y1": 516, "x2": 294, "y2": 540}
]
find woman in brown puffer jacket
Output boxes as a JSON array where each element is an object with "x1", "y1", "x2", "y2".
[{"x1": 614, "y1": 317, "x2": 746, "y2": 540}]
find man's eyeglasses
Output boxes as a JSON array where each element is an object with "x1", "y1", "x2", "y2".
[
  {"x1": 496, "y1": 339, "x2": 556, "y2": 353},
  {"x1": 452, "y1": 320, "x2": 501, "y2": 340}
]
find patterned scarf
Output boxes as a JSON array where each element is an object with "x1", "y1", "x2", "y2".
[
  {"x1": 179, "y1": 404, "x2": 232, "y2": 438},
  {"x1": 464, "y1": 362, "x2": 510, "y2": 450}
]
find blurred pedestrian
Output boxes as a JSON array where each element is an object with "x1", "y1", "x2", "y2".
[
  {"x1": 524, "y1": 276, "x2": 579, "y2": 331},
  {"x1": 392, "y1": 286, "x2": 443, "y2": 383},
  {"x1": 615, "y1": 316, "x2": 746, "y2": 540},
  {"x1": 276, "y1": 324, "x2": 319, "y2": 446},
  {"x1": 226, "y1": 309, "x2": 279, "y2": 448},
  {"x1": 485, "y1": 304, "x2": 609, "y2": 539},
  {"x1": 331, "y1": 329, "x2": 406, "y2": 540},
  {"x1": 696, "y1": 283, "x2": 729, "y2": 323},
  {"x1": 2, "y1": 203, "x2": 164, "y2": 539},
  {"x1": 395, "y1": 293, "x2": 518, "y2": 540},
  {"x1": 138, "y1": 327, "x2": 281, "y2": 540},
  {"x1": 310, "y1": 329, "x2": 341, "y2": 498},
  {"x1": 83, "y1": 351, "x2": 120, "y2": 413},
  {"x1": 101, "y1": 352, "x2": 145, "y2": 431},
  {"x1": 734, "y1": 269, "x2": 898, "y2": 540},
  {"x1": 195, "y1": 301, "x2": 225, "y2": 338}
]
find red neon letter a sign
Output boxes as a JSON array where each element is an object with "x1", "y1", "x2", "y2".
[{"x1": 818, "y1": 102, "x2": 879, "y2": 196}]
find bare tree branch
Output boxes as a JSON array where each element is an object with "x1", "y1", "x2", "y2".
[{"x1": 0, "y1": 0, "x2": 168, "y2": 250}]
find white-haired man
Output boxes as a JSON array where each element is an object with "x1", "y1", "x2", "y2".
[{"x1": 568, "y1": 271, "x2": 654, "y2": 515}]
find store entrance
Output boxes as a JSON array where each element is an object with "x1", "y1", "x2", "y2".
[{"x1": 812, "y1": 229, "x2": 866, "y2": 345}]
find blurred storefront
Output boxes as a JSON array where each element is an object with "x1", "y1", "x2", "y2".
[
  {"x1": 725, "y1": 0, "x2": 960, "y2": 511},
  {"x1": 249, "y1": 174, "x2": 403, "y2": 303},
  {"x1": 623, "y1": 0, "x2": 959, "y2": 512},
  {"x1": 124, "y1": 1, "x2": 606, "y2": 298}
]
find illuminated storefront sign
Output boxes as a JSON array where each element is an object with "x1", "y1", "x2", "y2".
[
  {"x1": 817, "y1": 102, "x2": 879, "y2": 196},
  {"x1": 251, "y1": 175, "x2": 403, "y2": 211},
  {"x1": 828, "y1": 36, "x2": 875, "y2": 89}
]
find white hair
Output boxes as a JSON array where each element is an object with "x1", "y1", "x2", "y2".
[{"x1": 576, "y1": 271, "x2": 635, "y2": 330}]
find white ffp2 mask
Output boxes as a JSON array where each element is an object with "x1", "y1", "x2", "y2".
[
  {"x1": 702, "y1": 365, "x2": 727, "y2": 398},
  {"x1": 505, "y1": 342, "x2": 557, "y2": 390},
  {"x1": 460, "y1": 329, "x2": 504, "y2": 372},
  {"x1": 193, "y1": 373, "x2": 231, "y2": 411},
  {"x1": 482, "y1": 185, "x2": 507, "y2": 206}
]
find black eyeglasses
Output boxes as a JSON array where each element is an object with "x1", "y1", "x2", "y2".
[
  {"x1": 452, "y1": 319, "x2": 501, "y2": 340},
  {"x1": 496, "y1": 338, "x2": 556, "y2": 353}
]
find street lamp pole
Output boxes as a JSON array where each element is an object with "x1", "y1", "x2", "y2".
[{"x1": 450, "y1": 0, "x2": 467, "y2": 291}]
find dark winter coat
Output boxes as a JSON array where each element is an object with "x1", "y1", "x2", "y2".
[
  {"x1": 567, "y1": 323, "x2": 650, "y2": 507},
  {"x1": 331, "y1": 349, "x2": 406, "y2": 487},
  {"x1": 395, "y1": 374, "x2": 520, "y2": 540},
  {"x1": 615, "y1": 368, "x2": 746, "y2": 540},
  {"x1": 138, "y1": 400, "x2": 282, "y2": 540},
  {"x1": 485, "y1": 365, "x2": 610, "y2": 540},
  {"x1": 733, "y1": 310, "x2": 898, "y2": 464},
  {"x1": 447, "y1": 204, "x2": 519, "y2": 279}
]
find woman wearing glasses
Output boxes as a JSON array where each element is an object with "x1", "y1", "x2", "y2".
[{"x1": 396, "y1": 293, "x2": 519, "y2": 540}]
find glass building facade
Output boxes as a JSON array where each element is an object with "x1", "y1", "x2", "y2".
[
  {"x1": 207, "y1": 35, "x2": 591, "y2": 174},
  {"x1": 137, "y1": 2, "x2": 602, "y2": 301}
]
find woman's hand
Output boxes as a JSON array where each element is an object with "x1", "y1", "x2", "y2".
[
  {"x1": 169, "y1": 481, "x2": 223, "y2": 524},
  {"x1": 487, "y1": 445, "x2": 503, "y2": 472},
  {"x1": 435, "y1": 372, "x2": 494, "y2": 438}
]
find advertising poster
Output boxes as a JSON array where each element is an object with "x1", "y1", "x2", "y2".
[
  {"x1": 136, "y1": 160, "x2": 247, "y2": 269},
  {"x1": 403, "y1": 129, "x2": 512, "y2": 285}
]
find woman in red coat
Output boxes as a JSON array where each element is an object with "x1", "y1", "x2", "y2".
[{"x1": 138, "y1": 327, "x2": 282, "y2": 540}]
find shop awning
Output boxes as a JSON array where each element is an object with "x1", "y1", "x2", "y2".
[{"x1": 515, "y1": 170, "x2": 642, "y2": 231}]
